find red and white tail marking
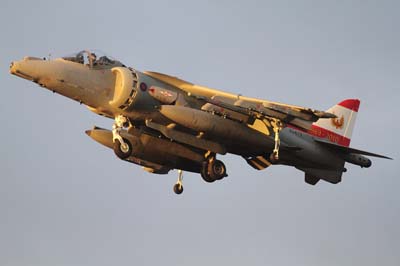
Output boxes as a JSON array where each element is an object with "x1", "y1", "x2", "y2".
[{"x1": 310, "y1": 99, "x2": 360, "y2": 147}]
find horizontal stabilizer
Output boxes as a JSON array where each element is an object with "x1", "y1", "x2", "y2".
[{"x1": 315, "y1": 138, "x2": 392, "y2": 159}]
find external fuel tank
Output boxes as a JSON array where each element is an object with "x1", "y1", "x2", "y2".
[{"x1": 159, "y1": 105, "x2": 274, "y2": 149}]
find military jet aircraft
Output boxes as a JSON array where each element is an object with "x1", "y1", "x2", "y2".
[{"x1": 10, "y1": 50, "x2": 392, "y2": 194}]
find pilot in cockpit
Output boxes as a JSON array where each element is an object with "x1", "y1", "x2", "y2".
[
  {"x1": 76, "y1": 53, "x2": 84, "y2": 64},
  {"x1": 97, "y1": 56, "x2": 114, "y2": 65},
  {"x1": 88, "y1": 52, "x2": 97, "y2": 67},
  {"x1": 62, "y1": 50, "x2": 124, "y2": 67}
]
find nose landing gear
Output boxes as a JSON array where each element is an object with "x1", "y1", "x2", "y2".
[
  {"x1": 112, "y1": 115, "x2": 132, "y2": 159},
  {"x1": 113, "y1": 138, "x2": 132, "y2": 159}
]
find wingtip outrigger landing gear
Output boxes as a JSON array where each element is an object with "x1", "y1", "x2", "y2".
[
  {"x1": 112, "y1": 115, "x2": 132, "y2": 159},
  {"x1": 173, "y1": 170, "x2": 184, "y2": 194},
  {"x1": 270, "y1": 118, "x2": 283, "y2": 163}
]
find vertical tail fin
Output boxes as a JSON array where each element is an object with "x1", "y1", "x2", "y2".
[{"x1": 310, "y1": 99, "x2": 360, "y2": 147}]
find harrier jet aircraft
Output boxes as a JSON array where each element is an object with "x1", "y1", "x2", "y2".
[{"x1": 10, "y1": 50, "x2": 392, "y2": 194}]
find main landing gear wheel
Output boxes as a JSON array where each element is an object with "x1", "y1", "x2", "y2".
[
  {"x1": 201, "y1": 156, "x2": 227, "y2": 183},
  {"x1": 113, "y1": 138, "x2": 132, "y2": 159},
  {"x1": 201, "y1": 161, "x2": 215, "y2": 183},
  {"x1": 208, "y1": 159, "x2": 226, "y2": 180}
]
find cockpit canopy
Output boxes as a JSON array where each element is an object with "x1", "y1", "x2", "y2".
[{"x1": 62, "y1": 50, "x2": 125, "y2": 68}]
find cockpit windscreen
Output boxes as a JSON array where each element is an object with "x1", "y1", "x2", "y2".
[{"x1": 62, "y1": 50, "x2": 125, "y2": 68}]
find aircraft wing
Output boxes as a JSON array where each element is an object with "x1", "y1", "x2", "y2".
[
  {"x1": 145, "y1": 71, "x2": 335, "y2": 130},
  {"x1": 196, "y1": 94, "x2": 335, "y2": 130}
]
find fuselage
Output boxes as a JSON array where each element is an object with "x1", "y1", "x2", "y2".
[{"x1": 9, "y1": 51, "x2": 353, "y2": 181}]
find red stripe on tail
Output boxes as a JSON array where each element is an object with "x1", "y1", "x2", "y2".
[{"x1": 338, "y1": 99, "x2": 360, "y2": 112}]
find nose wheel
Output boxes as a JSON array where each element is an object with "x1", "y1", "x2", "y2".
[
  {"x1": 173, "y1": 170, "x2": 184, "y2": 194},
  {"x1": 113, "y1": 138, "x2": 132, "y2": 159}
]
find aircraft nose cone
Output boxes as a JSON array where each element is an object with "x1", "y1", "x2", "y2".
[
  {"x1": 9, "y1": 57, "x2": 47, "y2": 82},
  {"x1": 9, "y1": 61, "x2": 18, "y2": 74}
]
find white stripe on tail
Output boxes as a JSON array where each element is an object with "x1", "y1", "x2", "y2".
[{"x1": 310, "y1": 99, "x2": 360, "y2": 147}]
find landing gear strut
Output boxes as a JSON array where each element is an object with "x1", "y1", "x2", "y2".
[
  {"x1": 173, "y1": 170, "x2": 184, "y2": 194},
  {"x1": 201, "y1": 153, "x2": 227, "y2": 183},
  {"x1": 270, "y1": 118, "x2": 283, "y2": 163},
  {"x1": 112, "y1": 115, "x2": 132, "y2": 159}
]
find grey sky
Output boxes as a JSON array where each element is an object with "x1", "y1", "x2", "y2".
[{"x1": 0, "y1": 0, "x2": 399, "y2": 265}]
